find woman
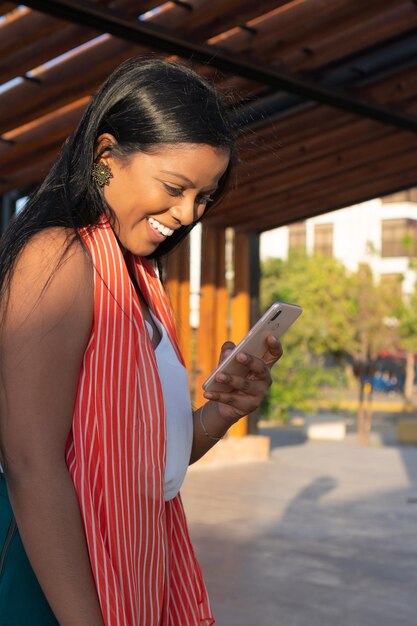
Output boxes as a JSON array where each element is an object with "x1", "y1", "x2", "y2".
[{"x1": 0, "y1": 57, "x2": 282, "y2": 625}]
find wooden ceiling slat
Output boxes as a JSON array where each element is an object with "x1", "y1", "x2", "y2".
[
  {"x1": 285, "y1": 2, "x2": 417, "y2": 72},
  {"x1": 244, "y1": 84, "x2": 416, "y2": 149},
  {"x1": 228, "y1": 152, "x2": 417, "y2": 231},
  {"x1": 237, "y1": 103, "x2": 353, "y2": 144},
  {"x1": 0, "y1": 153, "x2": 60, "y2": 194},
  {"x1": 1, "y1": 7, "x2": 67, "y2": 58},
  {"x1": 0, "y1": 24, "x2": 99, "y2": 87},
  {"x1": 219, "y1": 156, "x2": 417, "y2": 231},
  {"x1": 235, "y1": 107, "x2": 386, "y2": 166},
  {"x1": 209, "y1": 0, "x2": 393, "y2": 58},
  {"x1": 0, "y1": 2, "x2": 16, "y2": 18},
  {"x1": 206, "y1": 4, "x2": 414, "y2": 105},
  {"x1": 138, "y1": 0, "x2": 288, "y2": 38},
  {"x1": 361, "y1": 65, "x2": 417, "y2": 106},
  {"x1": 226, "y1": 153, "x2": 417, "y2": 230},
  {"x1": 173, "y1": 0, "x2": 290, "y2": 40},
  {"x1": 268, "y1": 146, "x2": 417, "y2": 223},
  {"x1": 267, "y1": 0, "x2": 409, "y2": 71},
  {"x1": 238, "y1": 167, "x2": 417, "y2": 231},
  {"x1": 234, "y1": 119, "x2": 389, "y2": 191},
  {"x1": 0, "y1": 37, "x2": 151, "y2": 135},
  {"x1": 219, "y1": 128, "x2": 417, "y2": 218},
  {"x1": 1, "y1": 140, "x2": 64, "y2": 181},
  {"x1": 201, "y1": 0, "x2": 406, "y2": 78},
  {"x1": 0, "y1": 0, "x2": 157, "y2": 86},
  {"x1": 0, "y1": 99, "x2": 89, "y2": 176}
]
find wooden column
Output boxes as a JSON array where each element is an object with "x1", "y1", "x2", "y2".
[
  {"x1": 195, "y1": 225, "x2": 227, "y2": 408},
  {"x1": 229, "y1": 230, "x2": 251, "y2": 437},
  {"x1": 165, "y1": 238, "x2": 192, "y2": 371},
  {"x1": 248, "y1": 232, "x2": 261, "y2": 434}
]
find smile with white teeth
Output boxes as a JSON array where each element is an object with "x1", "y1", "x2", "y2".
[{"x1": 148, "y1": 217, "x2": 174, "y2": 237}]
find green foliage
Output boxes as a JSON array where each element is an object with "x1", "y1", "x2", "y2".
[
  {"x1": 396, "y1": 288, "x2": 417, "y2": 353},
  {"x1": 260, "y1": 251, "x2": 401, "y2": 417},
  {"x1": 262, "y1": 349, "x2": 346, "y2": 421},
  {"x1": 261, "y1": 251, "x2": 356, "y2": 355},
  {"x1": 345, "y1": 263, "x2": 399, "y2": 359}
]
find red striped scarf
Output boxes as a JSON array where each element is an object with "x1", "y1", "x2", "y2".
[{"x1": 65, "y1": 217, "x2": 214, "y2": 625}]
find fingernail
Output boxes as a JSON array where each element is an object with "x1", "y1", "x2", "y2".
[
  {"x1": 204, "y1": 392, "x2": 215, "y2": 399},
  {"x1": 217, "y1": 373, "x2": 227, "y2": 382},
  {"x1": 237, "y1": 352, "x2": 248, "y2": 363},
  {"x1": 270, "y1": 336, "x2": 278, "y2": 344}
]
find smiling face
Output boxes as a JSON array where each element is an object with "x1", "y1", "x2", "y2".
[{"x1": 96, "y1": 138, "x2": 230, "y2": 256}]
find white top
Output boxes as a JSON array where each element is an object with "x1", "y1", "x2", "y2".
[{"x1": 145, "y1": 312, "x2": 193, "y2": 501}]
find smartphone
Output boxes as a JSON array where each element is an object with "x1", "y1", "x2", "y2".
[{"x1": 202, "y1": 301, "x2": 302, "y2": 392}]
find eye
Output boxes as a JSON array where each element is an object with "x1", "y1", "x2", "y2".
[
  {"x1": 197, "y1": 194, "x2": 214, "y2": 205},
  {"x1": 163, "y1": 183, "x2": 184, "y2": 197}
]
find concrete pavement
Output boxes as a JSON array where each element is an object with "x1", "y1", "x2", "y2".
[{"x1": 181, "y1": 428, "x2": 417, "y2": 626}]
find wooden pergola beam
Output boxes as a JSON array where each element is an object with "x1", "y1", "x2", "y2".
[{"x1": 20, "y1": 0, "x2": 417, "y2": 133}]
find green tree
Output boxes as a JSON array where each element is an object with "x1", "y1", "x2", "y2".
[
  {"x1": 396, "y1": 287, "x2": 417, "y2": 405},
  {"x1": 261, "y1": 253, "x2": 400, "y2": 434},
  {"x1": 261, "y1": 252, "x2": 353, "y2": 420},
  {"x1": 345, "y1": 264, "x2": 400, "y2": 442},
  {"x1": 261, "y1": 252, "x2": 356, "y2": 355}
]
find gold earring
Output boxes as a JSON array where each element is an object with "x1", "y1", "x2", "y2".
[{"x1": 91, "y1": 161, "x2": 113, "y2": 187}]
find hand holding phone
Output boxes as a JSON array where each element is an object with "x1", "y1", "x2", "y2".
[{"x1": 202, "y1": 301, "x2": 302, "y2": 392}]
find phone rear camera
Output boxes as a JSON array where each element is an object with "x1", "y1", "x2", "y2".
[{"x1": 270, "y1": 310, "x2": 282, "y2": 321}]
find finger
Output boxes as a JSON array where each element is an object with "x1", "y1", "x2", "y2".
[
  {"x1": 203, "y1": 390, "x2": 256, "y2": 414},
  {"x1": 235, "y1": 351, "x2": 271, "y2": 378},
  {"x1": 215, "y1": 372, "x2": 268, "y2": 394},
  {"x1": 262, "y1": 336, "x2": 283, "y2": 368},
  {"x1": 218, "y1": 341, "x2": 236, "y2": 365}
]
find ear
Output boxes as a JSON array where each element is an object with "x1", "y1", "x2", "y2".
[{"x1": 94, "y1": 133, "x2": 117, "y2": 161}]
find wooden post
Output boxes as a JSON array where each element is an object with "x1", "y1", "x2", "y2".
[
  {"x1": 229, "y1": 230, "x2": 251, "y2": 437},
  {"x1": 178, "y1": 238, "x2": 191, "y2": 370},
  {"x1": 165, "y1": 238, "x2": 192, "y2": 371},
  {"x1": 248, "y1": 232, "x2": 261, "y2": 435},
  {"x1": 195, "y1": 225, "x2": 227, "y2": 408}
]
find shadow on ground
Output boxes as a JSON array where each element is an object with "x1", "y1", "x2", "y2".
[{"x1": 182, "y1": 432, "x2": 417, "y2": 626}]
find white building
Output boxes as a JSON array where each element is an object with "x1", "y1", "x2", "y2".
[{"x1": 261, "y1": 190, "x2": 417, "y2": 295}]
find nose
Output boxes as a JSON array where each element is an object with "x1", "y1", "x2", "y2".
[{"x1": 169, "y1": 196, "x2": 197, "y2": 227}]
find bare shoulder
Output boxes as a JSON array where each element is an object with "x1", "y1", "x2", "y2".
[
  {"x1": 3, "y1": 226, "x2": 93, "y2": 345},
  {"x1": 13, "y1": 226, "x2": 92, "y2": 293}
]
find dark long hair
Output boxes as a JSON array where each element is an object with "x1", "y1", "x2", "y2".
[{"x1": 0, "y1": 56, "x2": 235, "y2": 300}]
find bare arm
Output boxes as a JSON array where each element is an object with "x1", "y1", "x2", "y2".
[{"x1": 0, "y1": 230, "x2": 104, "y2": 626}]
